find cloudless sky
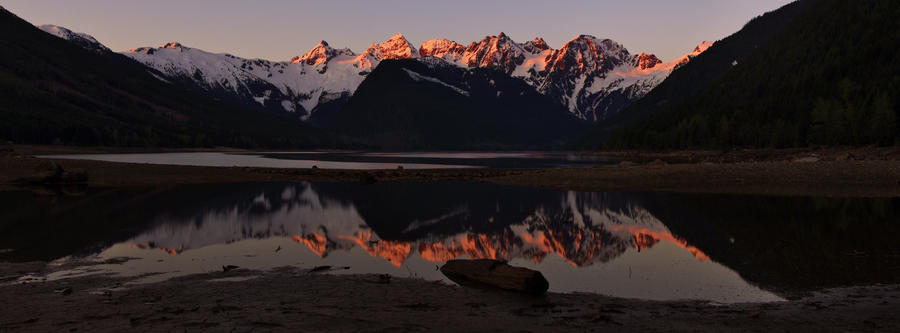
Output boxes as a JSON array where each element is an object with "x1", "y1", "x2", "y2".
[{"x1": 3, "y1": 0, "x2": 793, "y2": 61}]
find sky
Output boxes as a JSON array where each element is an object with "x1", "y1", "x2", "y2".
[{"x1": 2, "y1": 0, "x2": 794, "y2": 62}]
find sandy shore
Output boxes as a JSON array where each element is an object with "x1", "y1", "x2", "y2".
[{"x1": 1, "y1": 262, "x2": 898, "y2": 332}]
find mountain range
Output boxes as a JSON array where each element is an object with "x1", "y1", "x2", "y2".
[
  {"x1": 5, "y1": 0, "x2": 896, "y2": 150},
  {"x1": 38, "y1": 25, "x2": 710, "y2": 126}
]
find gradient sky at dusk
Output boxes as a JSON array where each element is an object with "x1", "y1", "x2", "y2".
[{"x1": 3, "y1": 0, "x2": 793, "y2": 61}]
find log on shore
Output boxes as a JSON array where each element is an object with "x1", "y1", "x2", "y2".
[{"x1": 440, "y1": 259, "x2": 549, "y2": 294}]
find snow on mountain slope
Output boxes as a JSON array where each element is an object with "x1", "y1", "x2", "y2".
[
  {"x1": 122, "y1": 34, "x2": 421, "y2": 122},
  {"x1": 42, "y1": 22, "x2": 710, "y2": 123},
  {"x1": 419, "y1": 33, "x2": 714, "y2": 121},
  {"x1": 37, "y1": 24, "x2": 110, "y2": 53}
]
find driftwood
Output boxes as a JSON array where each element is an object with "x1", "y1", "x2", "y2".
[{"x1": 440, "y1": 259, "x2": 549, "y2": 294}]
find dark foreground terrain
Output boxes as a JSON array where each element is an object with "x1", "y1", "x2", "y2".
[{"x1": 1, "y1": 262, "x2": 898, "y2": 332}]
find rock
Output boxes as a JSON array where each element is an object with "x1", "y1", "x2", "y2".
[
  {"x1": 222, "y1": 265, "x2": 239, "y2": 272},
  {"x1": 618, "y1": 161, "x2": 638, "y2": 168},
  {"x1": 440, "y1": 259, "x2": 549, "y2": 294},
  {"x1": 647, "y1": 159, "x2": 667, "y2": 166}
]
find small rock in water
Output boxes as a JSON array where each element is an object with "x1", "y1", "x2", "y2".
[{"x1": 222, "y1": 265, "x2": 239, "y2": 272}]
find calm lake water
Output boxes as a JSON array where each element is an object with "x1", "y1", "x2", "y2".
[
  {"x1": 38, "y1": 151, "x2": 614, "y2": 169},
  {"x1": 2, "y1": 182, "x2": 898, "y2": 303}
]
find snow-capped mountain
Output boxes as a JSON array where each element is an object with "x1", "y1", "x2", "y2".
[
  {"x1": 38, "y1": 24, "x2": 711, "y2": 123},
  {"x1": 120, "y1": 33, "x2": 421, "y2": 124},
  {"x1": 422, "y1": 33, "x2": 714, "y2": 121},
  {"x1": 37, "y1": 25, "x2": 110, "y2": 53}
]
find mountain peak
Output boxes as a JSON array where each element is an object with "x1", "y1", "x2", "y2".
[
  {"x1": 634, "y1": 53, "x2": 662, "y2": 70},
  {"x1": 161, "y1": 42, "x2": 184, "y2": 49},
  {"x1": 360, "y1": 33, "x2": 419, "y2": 62},
  {"x1": 523, "y1": 37, "x2": 550, "y2": 53},
  {"x1": 420, "y1": 38, "x2": 466, "y2": 59},
  {"x1": 674, "y1": 41, "x2": 716, "y2": 67},
  {"x1": 293, "y1": 40, "x2": 341, "y2": 65},
  {"x1": 37, "y1": 24, "x2": 110, "y2": 53},
  {"x1": 692, "y1": 41, "x2": 715, "y2": 54}
]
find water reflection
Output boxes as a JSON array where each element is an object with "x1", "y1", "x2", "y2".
[
  {"x1": 123, "y1": 183, "x2": 708, "y2": 267},
  {"x1": 1, "y1": 182, "x2": 897, "y2": 302}
]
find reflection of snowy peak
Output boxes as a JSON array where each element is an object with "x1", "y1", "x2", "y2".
[{"x1": 127, "y1": 183, "x2": 708, "y2": 267}]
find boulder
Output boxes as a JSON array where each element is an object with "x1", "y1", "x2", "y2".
[{"x1": 440, "y1": 259, "x2": 549, "y2": 294}]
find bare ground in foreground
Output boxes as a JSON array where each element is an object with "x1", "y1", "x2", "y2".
[{"x1": 1, "y1": 263, "x2": 898, "y2": 332}]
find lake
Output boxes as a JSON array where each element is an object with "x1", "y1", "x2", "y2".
[
  {"x1": 2, "y1": 181, "x2": 898, "y2": 303},
  {"x1": 38, "y1": 151, "x2": 615, "y2": 169}
]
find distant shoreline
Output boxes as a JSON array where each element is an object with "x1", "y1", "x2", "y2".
[{"x1": 2, "y1": 145, "x2": 899, "y2": 197}]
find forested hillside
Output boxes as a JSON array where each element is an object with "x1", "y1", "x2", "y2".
[
  {"x1": 0, "y1": 7, "x2": 342, "y2": 148},
  {"x1": 587, "y1": 0, "x2": 898, "y2": 149}
]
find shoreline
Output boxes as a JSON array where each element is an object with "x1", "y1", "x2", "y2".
[
  {"x1": 2, "y1": 145, "x2": 899, "y2": 197},
  {"x1": 1, "y1": 263, "x2": 898, "y2": 332}
]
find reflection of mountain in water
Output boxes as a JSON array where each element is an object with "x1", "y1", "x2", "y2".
[
  {"x1": 4, "y1": 181, "x2": 896, "y2": 295},
  {"x1": 129, "y1": 182, "x2": 709, "y2": 267}
]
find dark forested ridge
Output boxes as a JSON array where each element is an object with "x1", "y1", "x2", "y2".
[
  {"x1": 584, "y1": 0, "x2": 899, "y2": 149},
  {"x1": 329, "y1": 59, "x2": 588, "y2": 150},
  {"x1": 0, "y1": 7, "x2": 344, "y2": 148}
]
